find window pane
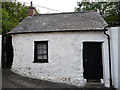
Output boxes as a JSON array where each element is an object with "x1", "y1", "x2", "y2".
[
  {"x1": 43, "y1": 49, "x2": 47, "y2": 54},
  {"x1": 43, "y1": 43, "x2": 47, "y2": 49},
  {"x1": 43, "y1": 55, "x2": 47, "y2": 59},
  {"x1": 37, "y1": 44, "x2": 43, "y2": 49},
  {"x1": 37, "y1": 49, "x2": 43, "y2": 54},
  {"x1": 38, "y1": 55, "x2": 42, "y2": 59}
]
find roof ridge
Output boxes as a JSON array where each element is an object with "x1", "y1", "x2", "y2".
[{"x1": 34, "y1": 11, "x2": 96, "y2": 16}]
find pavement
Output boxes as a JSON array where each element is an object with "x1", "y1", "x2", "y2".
[{"x1": 2, "y1": 68, "x2": 116, "y2": 89}]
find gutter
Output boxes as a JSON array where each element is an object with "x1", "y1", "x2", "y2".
[
  {"x1": 8, "y1": 29, "x2": 105, "y2": 35},
  {"x1": 104, "y1": 28, "x2": 113, "y2": 88}
]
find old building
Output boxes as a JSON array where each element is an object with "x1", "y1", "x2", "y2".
[{"x1": 8, "y1": 11, "x2": 116, "y2": 87}]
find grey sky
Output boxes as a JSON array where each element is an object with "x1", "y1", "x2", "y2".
[{"x1": 17, "y1": 0, "x2": 81, "y2": 13}]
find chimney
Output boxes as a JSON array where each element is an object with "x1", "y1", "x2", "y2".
[{"x1": 28, "y1": 1, "x2": 36, "y2": 16}]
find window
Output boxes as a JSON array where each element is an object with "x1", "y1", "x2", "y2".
[{"x1": 34, "y1": 41, "x2": 48, "y2": 63}]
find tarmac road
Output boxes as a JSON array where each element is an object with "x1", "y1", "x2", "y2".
[
  {"x1": 2, "y1": 69, "x2": 115, "y2": 90},
  {"x1": 2, "y1": 69, "x2": 27, "y2": 88},
  {"x1": 2, "y1": 69, "x2": 77, "y2": 88}
]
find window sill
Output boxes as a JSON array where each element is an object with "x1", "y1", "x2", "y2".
[{"x1": 33, "y1": 61, "x2": 48, "y2": 63}]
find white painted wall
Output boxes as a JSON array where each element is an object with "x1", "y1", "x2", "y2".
[
  {"x1": 109, "y1": 27, "x2": 119, "y2": 88},
  {"x1": 0, "y1": 35, "x2": 2, "y2": 90},
  {"x1": 118, "y1": 27, "x2": 120, "y2": 90},
  {"x1": 0, "y1": 35, "x2": 1, "y2": 69},
  {"x1": 11, "y1": 31, "x2": 110, "y2": 87}
]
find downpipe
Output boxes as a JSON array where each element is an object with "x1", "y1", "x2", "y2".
[{"x1": 104, "y1": 29, "x2": 113, "y2": 88}]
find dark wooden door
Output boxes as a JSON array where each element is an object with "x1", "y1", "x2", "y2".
[{"x1": 83, "y1": 42, "x2": 103, "y2": 82}]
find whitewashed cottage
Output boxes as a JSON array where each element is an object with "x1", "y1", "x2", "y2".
[{"x1": 8, "y1": 9, "x2": 118, "y2": 88}]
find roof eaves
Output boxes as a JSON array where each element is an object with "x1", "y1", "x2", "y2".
[{"x1": 8, "y1": 29, "x2": 106, "y2": 35}]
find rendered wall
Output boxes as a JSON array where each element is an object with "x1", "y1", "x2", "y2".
[
  {"x1": 11, "y1": 31, "x2": 110, "y2": 87},
  {"x1": 118, "y1": 27, "x2": 120, "y2": 90},
  {"x1": 0, "y1": 35, "x2": 1, "y2": 69},
  {"x1": 109, "y1": 27, "x2": 119, "y2": 88},
  {"x1": 0, "y1": 35, "x2": 2, "y2": 90}
]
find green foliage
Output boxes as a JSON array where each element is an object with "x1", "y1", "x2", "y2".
[
  {"x1": 2, "y1": 1, "x2": 29, "y2": 34},
  {"x1": 105, "y1": 13, "x2": 120, "y2": 23},
  {"x1": 75, "y1": 1, "x2": 120, "y2": 23}
]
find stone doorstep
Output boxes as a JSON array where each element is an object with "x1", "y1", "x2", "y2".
[
  {"x1": 84, "y1": 82, "x2": 105, "y2": 88},
  {"x1": 84, "y1": 82, "x2": 116, "y2": 90}
]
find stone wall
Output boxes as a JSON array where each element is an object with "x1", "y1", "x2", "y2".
[{"x1": 11, "y1": 31, "x2": 110, "y2": 87}]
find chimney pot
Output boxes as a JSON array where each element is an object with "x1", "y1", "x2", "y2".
[
  {"x1": 31, "y1": 1, "x2": 32, "y2": 7},
  {"x1": 28, "y1": 1, "x2": 36, "y2": 16}
]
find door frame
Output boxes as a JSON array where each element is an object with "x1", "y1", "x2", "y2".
[{"x1": 80, "y1": 40, "x2": 110, "y2": 87}]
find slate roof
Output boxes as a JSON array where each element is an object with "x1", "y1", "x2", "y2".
[{"x1": 8, "y1": 11, "x2": 108, "y2": 34}]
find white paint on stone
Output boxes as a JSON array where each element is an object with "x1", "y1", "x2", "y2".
[
  {"x1": 0, "y1": 35, "x2": 2, "y2": 90},
  {"x1": 11, "y1": 31, "x2": 110, "y2": 87},
  {"x1": 109, "y1": 27, "x2": 119, "y2": 88},
  {"x1": 118, "y1": 27, "x2": 120, "y2": 90},
  {"x1": 0, "y1": 35, "x2": 1, "y2": 69}
]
